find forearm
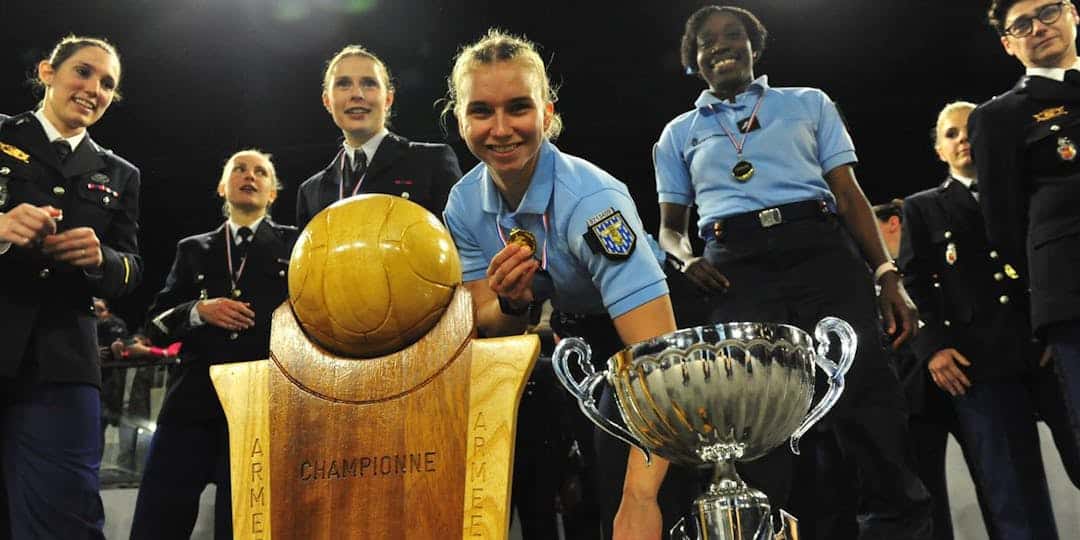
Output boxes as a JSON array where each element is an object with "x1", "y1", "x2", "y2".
[
  {"x1": 829, "y1": 169, "x2": 891, "y2": 268},
  {"x1": 622, "y1": 448, "x2": 670, "y2": 500},
  {"x1": 658, "y1": 227, "x2": 695, "y2": 265},
  {"x1": 474, "y1": 297, "x2": 531, "y2": 337},
  {"x1": 612, "y1": 295, "x2": 678, "y2": 499},
  {"x1": 658, "y1": 203, "x2": 697, "y2": 266},
  {"x1": 465, "y1": 279, "x2": 532, "y2": 337}
]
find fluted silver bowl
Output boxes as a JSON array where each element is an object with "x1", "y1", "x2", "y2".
[{"x1": 553, "y1": 318, "x2": 855, "y2": 467}]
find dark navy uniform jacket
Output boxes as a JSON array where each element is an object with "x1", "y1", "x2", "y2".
[
  {"x1": 900, "y1": 177, "x2": 1036, "y2": 403},
  {"x1": 147, "y1": 219, "x2": 297, "y2": 424},
  {"x1": 0, "y1": 111, "x2": 142, "y2": 386},
  {"x1": 970, "y1": 76, "x2": 1080, "y2": 334},
  {"x1": 295, "y1": 131, "x2": 461, "y2": 230}
]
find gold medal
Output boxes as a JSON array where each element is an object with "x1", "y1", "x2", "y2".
[
  {"x1": 711, "y1": 92, "x2": 765, "y2": 184},
  {"x1": 508, "y1": 228, "x2": 537, "y2": 252},
  {"x1": 732, "y1": 160, "x2": 755, "y2": 182}
]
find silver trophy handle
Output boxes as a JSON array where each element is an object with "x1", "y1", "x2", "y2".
[
  {"x1": 552, "y1": 338, "x2": 652, "y2": 461},
  {"x1": 669, "y1": 515, "x2": 695, "y2": 540},
  {"x1": 789, "y1": 316, "x2": 857, "y2": 454}
]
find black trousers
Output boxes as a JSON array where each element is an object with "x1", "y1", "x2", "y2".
[
  {"x1": 130, "y1": 419, "x2": 232, "y2": 540},
  {"x1": 700, "y1": 216, "x2": 932, "y2": 540}
]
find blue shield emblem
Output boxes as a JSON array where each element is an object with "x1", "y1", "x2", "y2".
[{"x1": 586, "y1": 208, "x2": 636, "y2": 260}]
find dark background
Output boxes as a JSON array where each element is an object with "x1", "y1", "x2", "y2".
[{"x1": 0, "y1": 0, "x2": 1025, "y2": 329}]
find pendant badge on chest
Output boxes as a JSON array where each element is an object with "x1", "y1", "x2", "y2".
[
  {"x1": 945, "y1": 242, "x2": 958, "y2": 266},
  {"x1": 713, "y1": 92, "x2": 765, "y2": 183},
  {"x1": 1057, "y1": 137, "x2": 1077, "y2": 162}
]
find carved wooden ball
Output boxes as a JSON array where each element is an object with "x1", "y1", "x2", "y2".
[{"x1": 289, "y1": 194, "x2": 462, "y2": 358}]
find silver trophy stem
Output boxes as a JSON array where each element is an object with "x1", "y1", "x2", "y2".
[{"x1": 676, "y1": 460, "x2": 772, "y2": 540}]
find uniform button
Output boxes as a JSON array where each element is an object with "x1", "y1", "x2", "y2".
[
  {"x1": 279, "y1": 269, "x2": 286, "y2": 277},
  {"x1": 0, "y1": 166, "x2": 10, "y2": 175},
  {"x1": 52, "y1": 186, "x2": 65, "y2": 196},
  {"x1": 999, "y1": 295, "x2": 1010, "y2": 305},
  {"x1": 994, "y1": 272, "x2": 1004, "y2": 281},
  {"x1": 944, "y1": 231, "x2": 952, "y2": 239},
  {"x1": 102, "y1": 196, "x2": 111, "y2": 204},
  {"x1": 989, "y1": 250, "x2": 999, "y2": 259},
  {"x1": 401, "y1": 191, "x2": 410, "y2": 199},
  {"x1": 229, "y1": 332, "x2": 239, "y2": 340},
  {"x1": 1051, "y1": 124, "x2": 1062, "y2": 131},
  {"x1": 933, "y1": 282, "x2": 941, "y2": 288},
  {"x1": 943, "y1": 320, "x2": 951, "y2": 327},
  {"x1": 38, "y1": 268, "x2": 50, "y2": 279},
  {"x1": 196, "y1": 274, "x2": 205, "y2": 282}
]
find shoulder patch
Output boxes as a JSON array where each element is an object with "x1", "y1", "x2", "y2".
[{"x1": 583, "y1": 207, "x2": 636, "y2": 260}]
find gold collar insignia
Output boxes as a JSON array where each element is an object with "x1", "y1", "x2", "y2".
[
  {"x1": 1034, "y1": 106, "x2": 1068, "y2": 122},
  {"x1": 0, "y1": 142, "x2": 30, "y2": 163}
]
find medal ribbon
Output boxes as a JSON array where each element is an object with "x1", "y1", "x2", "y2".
[
  {"x1": 496, "y1": 213, "x2": 550, "y2": 271},
  {"x1": 337, "y1": 148, "x2": 368, "y2": 200},
  {"x1": 224, "y1": 226, "x2": 248, "y2": 293},
  {"x1": 712, "y1": 91, "x2": 766, "y2": 158}
]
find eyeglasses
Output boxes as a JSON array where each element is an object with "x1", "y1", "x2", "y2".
[{"x1": 1003, "y1": 2, "x2": 1068, "y2": 38}]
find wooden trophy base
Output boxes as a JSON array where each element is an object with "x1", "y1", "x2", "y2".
[{"x1": 211, "y1": 287, "x2": 538, "y2": 539}]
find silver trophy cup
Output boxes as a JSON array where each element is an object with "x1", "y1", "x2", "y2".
[{"x1": 552, "y1": 317, "x2": 856, "y2": 540}]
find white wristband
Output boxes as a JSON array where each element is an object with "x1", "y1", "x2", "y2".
[{"x1": 874, "y1": 260, "x2": 899, "y2": 282}]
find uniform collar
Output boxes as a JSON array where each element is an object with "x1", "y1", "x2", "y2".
[
  {"x1": 694, "y1": 75, "x2": 770, "y2": 111},
  {"x1": 481, "y1": 140, "x2": 556, "y2": 216},
  {"x1": 342, "y1": 127, "x2": 389, "y2": 167},
  {"x1": 227, "y1": 217, "x2": 265, "y2": 244},
  {"x1": 1026, "y1": 57, "x2": 1080, "y2": 82},
  {"x1": 33, "y1": 108, "x2": 87, "y2": 150},
  {"x1": 949, "y1": 173, "x2": 976, "y2": 190}
]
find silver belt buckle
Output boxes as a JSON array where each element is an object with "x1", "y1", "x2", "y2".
[{"x1": 758, "y1": 207, "x2": 782, "y2": 228}]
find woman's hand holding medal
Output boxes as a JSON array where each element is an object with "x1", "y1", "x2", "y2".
[{"x1": 487, "y1": 238, "x2": 539, "y2": 312}]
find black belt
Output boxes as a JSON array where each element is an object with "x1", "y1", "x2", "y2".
[{"x1": 710, "y1": 199, "x2": 831, "y2": 240}]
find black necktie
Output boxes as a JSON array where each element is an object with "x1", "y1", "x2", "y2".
[
  {"x1": 235, "y1": 226, "x2": 253, "y2": 265},
  {"x1": 1065, "y1": 69, "x2": 1080, "y2": 86},
  {"x1": 347, "y1": 151, "x2": 368, "y2": 194},
  {"x1": 52, "y1": 140, "x2": 72, "y2": 163},
  {"x1": 968, "y1": 181, "x2": 978, "y2": 193}
]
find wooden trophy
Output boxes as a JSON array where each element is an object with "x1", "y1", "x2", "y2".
[{"x1": 210, "y1": 195, "x2": 539, "y2": 539}]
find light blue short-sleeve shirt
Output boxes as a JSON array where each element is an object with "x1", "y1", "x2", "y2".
[
  {"x1": 444, "y1": 141, "x2": 668, "y2": 318},
  {"x1": 654, "y1": 75, "x2": 857, "y2": 239}
]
